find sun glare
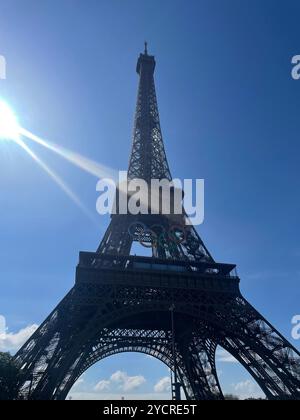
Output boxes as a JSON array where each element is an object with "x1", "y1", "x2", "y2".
[
  {"x1": 0, "y1": 100, "x2": 20, "y2": 141},
  {"x1": 0, "y1": 99, "x2": 113, "y2": 223}
]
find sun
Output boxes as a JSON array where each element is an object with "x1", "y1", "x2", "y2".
[{"x1": 0, "y1": 100, "x2": 20, "y2": 141}]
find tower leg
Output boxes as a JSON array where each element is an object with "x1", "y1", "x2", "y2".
[
  {"x1": 217, "y1": 297, "x2": 300, "y2": 399},
  {"x1": 175, "y1": 331, "x2": 223, "y2": 400}
]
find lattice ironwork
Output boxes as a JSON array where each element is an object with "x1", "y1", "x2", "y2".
[
  {"x1": 128, "y1": 47, "x2": 171, "y2": 182},
  {"x1": 14, "y1": 47, "x2": 300, "y2": 400}
]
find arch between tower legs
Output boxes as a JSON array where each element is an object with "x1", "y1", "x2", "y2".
[
  {"x1": 15, "y1": 283, "x2": 300, "y2": 400},
  {"x1": 53, "y1": 327, "x2": 224, "y2": 401}
]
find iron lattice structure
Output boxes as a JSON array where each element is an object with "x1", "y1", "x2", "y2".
[{"x1": 14, "y1": 46, "x2": 300, "y2": 400}]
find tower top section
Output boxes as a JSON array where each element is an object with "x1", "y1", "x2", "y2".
[
  {"x1": 128, "y1": 44, "x2": 171, "y2": 181},
  {"x1": 136, "y1": 42, "x2": 156, "y2": 75}
]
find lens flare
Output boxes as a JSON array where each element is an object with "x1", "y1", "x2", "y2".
[
  {"x1": 19, "y1": 128, "x2": 118, "y2": 181},
  {"x1": 0, "y1": 99, "x2": 117, "y2": 223},
  {"x1": 0, "y1": 100, "x2": 20, "y2": 141},
  {"x1": 16, "y1": 138, "x2": 96, "y2": 222}
]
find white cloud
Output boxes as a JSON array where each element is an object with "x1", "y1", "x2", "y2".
[
  {"x1": 110, "y1": 370, "x2": 127, "y2": 383},
  {"x1": 234, "y1": 380, "x2": 264, "y2": 399},
  {"x1": 93, "y1": 370, "x2": 146, "y2": 394},
  {"x1": 0, "y1": 315, "x2": 6, "y2": 336},
  {"x1": 0, "y1": 315, "x2": 38, "y2": 354},
  {"x1": 73, "y1": 378, "x2": 84, "y2": 388},
  {"x1": 216, "y1": 348, "x2": 238, "y2": 363},
  {"x1": 110, "y1": 370, "x2": 146, "y2": 392},
  {"x1": 94, "y1": 380, "x2": 110, "y2": 392},
  {"x1": 122, "y1": 374, "x2": 145, "y2": 392},
  {"x1": 154, "y1": 376, "x2": 171, "y2": 393}
]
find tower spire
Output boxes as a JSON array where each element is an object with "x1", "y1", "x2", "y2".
[{"x1": 129, "y1": 46, "x2": 171, "y2": 181}]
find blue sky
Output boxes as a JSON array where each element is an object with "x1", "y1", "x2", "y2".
[{"x1": 0, "y1": 0, "x2": 300, "y2": 399}]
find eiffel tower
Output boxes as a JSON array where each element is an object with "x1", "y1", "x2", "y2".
[{"x1": 14, "y1": 44, "x2": 300, "y2": 400}]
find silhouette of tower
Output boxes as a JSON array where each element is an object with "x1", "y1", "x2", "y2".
[{"x1": 14, "y1": 46, "x2": 300, "y2": 400}]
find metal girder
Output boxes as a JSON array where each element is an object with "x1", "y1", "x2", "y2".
[
  {"x1": 128, "y1": 51, "x2": 171, "y2": 182},
  {"x1": 14, "y1": 260, "x2": 300, "y2": 400},
  {"x1": 13, "y1": 47, "x2": 300, "y2": 401}
]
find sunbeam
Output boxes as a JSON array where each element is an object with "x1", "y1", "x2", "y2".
[
  {"x1": 16, "y1": 138, "x2": 96, "y2": 223},
  {"x1": 0, "y1": 99, "x2": 117, "y2": 222},
  {"x1": 0, "y1": 100, "x2": 20, "y2": 141},
  {"x1": 20, "y1": 128, "x2": 118, "y2": 182}
]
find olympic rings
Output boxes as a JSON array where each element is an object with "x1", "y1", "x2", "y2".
[{"x1": 128, "y1": 221, "x2": 188, "y2": 248}]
